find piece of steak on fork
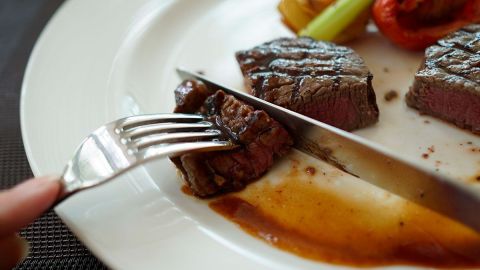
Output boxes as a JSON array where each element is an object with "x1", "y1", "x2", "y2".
[{"x1": 172, "y1": 79, "x2": 292, "y2": 197}]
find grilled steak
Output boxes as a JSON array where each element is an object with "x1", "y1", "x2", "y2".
[
  {"x1": 406, "y1": 24, "x2": 480, "y2": 133},
  {"x1": 235, "y1": 37, "x2": 379, "y2": 131},
  {"x1": 172, "y1": 80, "x2": 292, "y2": 197},
  {"x1": 173, "y1": 79, "x2": 210, "y2": 114}
]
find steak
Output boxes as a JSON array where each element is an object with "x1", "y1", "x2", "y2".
[
  {"x1": 172, "y1": 79, "x2": 293, "y2": 197},
  {"x1": 406, "y1": 24, "x2": 480, "y2": 133},
  {"x1": 235, "y1": 37, "x2": 379, "y2": 131},
  {"x1": 173, "y1": 79, "x2": 210, "y2": 114}
]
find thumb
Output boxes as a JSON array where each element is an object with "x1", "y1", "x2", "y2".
[
  {"x1": 0, "y1": 176, "x2": 60, "y2": 269},
  {"x1": 0, "y1": 176, "x2": 60, "y2": 237}
]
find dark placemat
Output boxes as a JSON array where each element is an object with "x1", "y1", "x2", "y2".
[{"x1": 0, "y1": 0, "x2": 106, "y2": 268}]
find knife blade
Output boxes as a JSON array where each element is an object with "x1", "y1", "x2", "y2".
[{"x1": 176, "y1": 67, "x2": 480, "y2": 233}]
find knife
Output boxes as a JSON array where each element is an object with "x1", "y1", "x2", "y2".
[{"x1": 176, "y1": 67, "x2": 480, "y2": 233}]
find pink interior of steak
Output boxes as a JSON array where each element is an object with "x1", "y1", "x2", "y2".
[
  {"x1": 300, "y1": 96, "x2": 362, "y2": 130},
  {"x1": 410, "y1": 87, "x2": 480, "y2": 132}
]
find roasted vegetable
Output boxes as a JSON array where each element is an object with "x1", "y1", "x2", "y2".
[
  {"x1": 372, "y1": 0, "x2": 480, "y2": 50},
  {"x1": 278, "y1": 0, "x2": 371, "y2": 43},
  {"x1": 278, "y1": 0, "x2": 315, "y2": 32},
  {"x1": 299, "y1": 0, "x2": 373, "y2": 41}
]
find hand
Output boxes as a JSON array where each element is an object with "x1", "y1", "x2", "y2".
[{"x1": 0, "y1": 177, "x2": 60, "y2": 269}]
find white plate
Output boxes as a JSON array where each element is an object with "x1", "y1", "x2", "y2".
[{"x1": 21, "y1": 0, "x2": 480, "y2": 269}]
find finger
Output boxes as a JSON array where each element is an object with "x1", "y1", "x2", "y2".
[
  {"x1": 0, "y1": 176, "x2": 60, "y2": 237},
  {"x1": 0, "y1": 234, "x2": 29, "y2": 270}
]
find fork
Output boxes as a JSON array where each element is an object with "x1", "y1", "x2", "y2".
[{"x1": 55, "y1": 113, "x2": 237, "y2": 204}]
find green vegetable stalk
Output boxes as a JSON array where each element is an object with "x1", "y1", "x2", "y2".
[{"x1": 298, "y1": 0, "x2": 373, "y2": 41}]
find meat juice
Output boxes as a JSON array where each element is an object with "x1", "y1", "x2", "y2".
[{"x1": 210, "y1": 151, "x2": 480, "y2": 268}]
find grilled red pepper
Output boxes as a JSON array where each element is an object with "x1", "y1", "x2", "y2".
[{"x1": 372, "y1": 0, "x2": 480, "y2": 50}]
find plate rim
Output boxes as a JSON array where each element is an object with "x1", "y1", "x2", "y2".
[{"x1": 20, "y1": 0, "x2": 69, "y2": 176}]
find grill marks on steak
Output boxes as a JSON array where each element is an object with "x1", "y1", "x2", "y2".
[
  {"x1": 173, "y1": 80, "x2": 292, "y2": 197},
  {"x1": 406, "y1": 24, "x2": 480, "y2": 133},
  {"x1": 236, "y1": 37, "x2": 379, "y2": 131}
]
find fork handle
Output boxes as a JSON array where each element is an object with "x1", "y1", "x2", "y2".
[{"x1": 48, "y1": 176, "x2": 77, "y2": 210}]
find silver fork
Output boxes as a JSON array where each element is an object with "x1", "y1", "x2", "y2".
[{"x1": 55, "y1": 113, "x2": 237, "y2": 203}]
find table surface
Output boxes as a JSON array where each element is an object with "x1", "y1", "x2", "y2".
[{"x1": 0, "y1": 0, "x2": 106, "y2": 268}]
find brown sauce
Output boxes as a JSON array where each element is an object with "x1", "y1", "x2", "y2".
[
  {"x1": 181, "y1": 185, "x2": 194, "y2": 196},
  {"x1": 209, "y1": 158, "x2": 480, "y2": 268},
  {"x1": 305, "y1": 166, "x2": 316, "y2": 176},
  {"x1": 467, "y1": 174, "x2": 480, "y2": 183},
  {"x1": 384, "y1": 90, "x2": 399, "y2": 102}
]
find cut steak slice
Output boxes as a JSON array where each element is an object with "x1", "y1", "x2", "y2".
[
  {"x1": 173, "y1": 79, "x2": 211, "y2": 113},
  {"x1": 406, "y1": 24, "x2": 480, "y2": 133},
  {"x1": 235, "y1": 37, "x2": 379, "y2": 131},
  {"x1": 172, "y1": 79, "x2": 293, "y2": 197}
]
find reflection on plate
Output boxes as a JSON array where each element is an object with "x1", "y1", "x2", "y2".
[{"x1": 21, "y1": 0, "x2": 480, "y2": 269}]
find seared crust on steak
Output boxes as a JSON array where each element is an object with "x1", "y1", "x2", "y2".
[
  {"x1": 236, "y1": 37, "x2": 379, "y2": 131},
  {"x1": 172, "y1": 80, "x2": 292, "y2": 197}
]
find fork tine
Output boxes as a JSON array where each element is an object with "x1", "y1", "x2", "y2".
[
  {"x1": 118, "y1": 113, "x2": 203, "y2": 130},
  {"x1": 123, "y1": 122, "x2": 213, "y2": 139},
  {"x1": 132, "y1": 130, "x2": 222, "y2": 150},
  {"x1": 137, "y1": 140, "x2": 238, "y2": 159}
]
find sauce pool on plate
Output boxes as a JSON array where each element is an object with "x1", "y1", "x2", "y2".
[{"x1": 209, "y1": 152, "x2": 480, "y2": 268}]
